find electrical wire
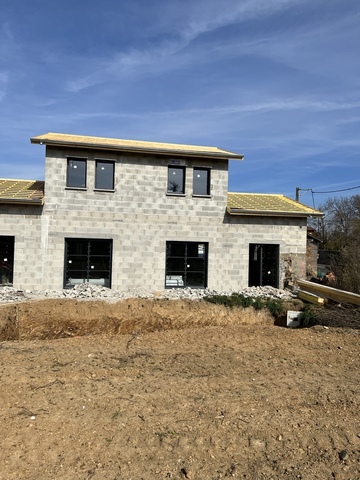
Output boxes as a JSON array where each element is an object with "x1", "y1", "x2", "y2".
[
  {"x1": 311, "y1": 184, "x2": 360, "y2": 194},
  {"x1": 297, "y1": 183, "x2": 360, "y2": 210}
]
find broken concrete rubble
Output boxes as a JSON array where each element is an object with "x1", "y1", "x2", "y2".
[{"x1": 0, "y1": 283, "x2": 295, "y2": 304}]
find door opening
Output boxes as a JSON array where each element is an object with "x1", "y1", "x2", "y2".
[
  {"x1": 248, "y1": 244, "x2": 279, "y2": 288},
  {"x1": 0, "y1": 236, "x2": 14, "y2": 286}
]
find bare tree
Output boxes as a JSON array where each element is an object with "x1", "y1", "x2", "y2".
[{"x1": 317, "y1": 194, "x2": 360, "y2": 293}]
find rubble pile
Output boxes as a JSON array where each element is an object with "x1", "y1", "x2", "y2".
[{"x1": 0, "y1": 283, "x2": 294, "y2": 304}]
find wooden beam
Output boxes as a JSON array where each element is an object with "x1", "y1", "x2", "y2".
[
  {"x1": 298, "y1": 280, "x2": 360, "y2": 306},
  {"x1": 298, "y1": 290, "x2": 325, "y2": 305}
]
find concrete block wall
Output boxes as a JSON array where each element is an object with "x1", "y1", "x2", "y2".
[
  {"x1": 38, "y1": 145, "x2": 237, "y2": 291},
  {"x1": 1, "y1": 144, "x2": 308, "y2": 291},
  {"x1": 44, "y1": 146, "x2": 229, "y2": 216},
  {"x1": 39, "y1": 209, "x2": 307, "y2": 294},
  {"x1": 0, "y1": 205, "x2": 43, "y2": 290}
]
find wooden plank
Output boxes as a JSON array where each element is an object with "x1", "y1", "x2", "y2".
[
  {"x1": 298, "y1": 280, "x2": 360, "y2": 306},
  {"x1": 298, "y1": 290, "x2": 325, "y2": 305}
]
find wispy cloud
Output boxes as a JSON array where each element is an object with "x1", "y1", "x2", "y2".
[
  {"x1": 1, "y1": 0, "x2": 359, "y2": 202},
  {"x1": 66, "y1": 0, "x2": 311, "y2": 92},
  {"x1": 0, "y1": 72, "x2": 8, "y2": 102}
]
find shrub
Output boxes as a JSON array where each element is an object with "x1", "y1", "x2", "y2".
[
  {"x1": 203, "y1": 293, "x2": 285, "y2": 317},
  {"x1": 301, "y1": 304, "x2": 317, "y2": 327}
]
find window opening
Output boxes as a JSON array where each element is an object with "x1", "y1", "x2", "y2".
[
  {"x1": 167, "y1": 166, "x2": 185, "y2": 194},
  {"x1": 95, "y1": 160, "x2": 115, "y2": 190},
  {"x1": 165, "y1": 241, "x2": 208, "y2": 288},
  {"x1": 67, "y1": 158, "x2": 87, "y2": 188},
  {"x1": 193, "y1": 167, "x2": 210, "y2": 195},
  {"x1": 64, "y1": 238, "x2": 112, "y2": 288}
]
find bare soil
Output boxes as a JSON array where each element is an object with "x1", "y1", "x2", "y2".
[{"x1": 0, "y1": 299, "x2": 359, "y2": 480}]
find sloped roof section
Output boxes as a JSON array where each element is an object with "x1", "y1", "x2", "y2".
[
  {"x1": 227, "y1": 193, "x2": 323, "y2": 217},
  {"x1": 0, "y1": 179, "x2": 44, "y2": 205},
  {"x1": 30, "y1": 132, "x2": 244, "y2": 160}
]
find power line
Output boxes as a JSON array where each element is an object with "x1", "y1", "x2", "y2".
[
  {"x1": 311, "y1": 184, "x2": 360, "y2": 194},
  {"x1": 296, "y1": 184, "x2": 360, "y2": 201}
]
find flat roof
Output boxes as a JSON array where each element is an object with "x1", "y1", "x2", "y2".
[
  {"x1": 30, "y1": 132, "x2": 244, "y2": 160},
  {"x1": 0, "y1": 179, "x2": 44, "y2": 205},
  {"x1": 227, "y1": 193, "x2": 323, "y2": 217}
]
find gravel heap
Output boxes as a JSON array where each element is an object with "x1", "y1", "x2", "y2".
[{"x1": 0, "y1": 284, "x2": 295, "y2": 304}]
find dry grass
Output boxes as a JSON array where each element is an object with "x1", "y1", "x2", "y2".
[{"x1": 0, "y1": 298, "x2": 275, "y2": 341}]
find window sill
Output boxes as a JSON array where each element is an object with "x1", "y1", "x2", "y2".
[
  {"x1": 94, "y1": 188, "x2": 115, "y2": 193},
  {"x1": 65, "y1": 187, "x2": 87, "y2": 191},
  {"x1": 192, "y1": 194, "x2": 212, "y2": 198},
  {"x1": 166, "y1": 193, "x2": 186, "y2": 197}
]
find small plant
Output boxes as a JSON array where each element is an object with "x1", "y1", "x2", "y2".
[
  {"x1": 265, "y1": 298, "x2": 284, "y2": 317},
  {"x1": 155, "y1": 430, "x2": 178, "y2": 443},
  {"x1": 111, "y1": 410, "x2": 121, "y2": 420},
  {"x1": 301, "y1": 304, "x2": 317, "y2": 327},
  {"x1": 252, "y1": 297, "x2": 265, "y2": 310}
]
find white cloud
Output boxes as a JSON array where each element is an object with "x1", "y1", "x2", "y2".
[{"x1": 65, "y1": 0, "x2": 311, "y2": 93}]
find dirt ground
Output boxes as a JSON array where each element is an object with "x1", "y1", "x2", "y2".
[{"x1": 0, "y1": 298, "x2": 359, "y2": 480}]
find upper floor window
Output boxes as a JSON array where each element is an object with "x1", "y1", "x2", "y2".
[
  {"x1": 193, "y1": 167, "x2": 211, "y2": 196},
  {"x1": 95, "y1": 160, "x2": 115, "y2": 190},
  {"x1": 167, "y1": 166, "x2": 185, "y2": 194},
  {"x1": 67, "y1": 158, "x2": 87, "y2": 188}
]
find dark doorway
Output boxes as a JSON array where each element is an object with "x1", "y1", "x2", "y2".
[
  {"x1": 165, "y1": 241, "x2": 208, "y2": 288},
  {"x1": 64, "y1": 238, "x2": 112, "y2": 288},
  {"x1": 248, "y1": 244, "x2": 279, "y2": 288},
  {"x1": 0, "y1": 236, "x2": 14, "y2": 286}
]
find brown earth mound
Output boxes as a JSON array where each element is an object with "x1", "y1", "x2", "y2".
[{"x1": 0, "y1": 298, "x2": 275, "y2": 341}]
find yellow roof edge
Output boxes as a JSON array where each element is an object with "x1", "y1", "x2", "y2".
[
  {"x1": 227, "y1": 192, "x2": 323, "y2": 217},
  {"x1": 226, "y1": 206, "x2": 323, "y2": 218},
  {"x1": 0, "y1": 178, "x2": 43, "y2": 182},
  {"x1": 30, "y1": 132, "x2": 244, "y2": 159}
]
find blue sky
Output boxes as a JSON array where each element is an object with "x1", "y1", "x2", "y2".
[{"x1": 1, "y1": 0, "x2": 359, "y2": 208}]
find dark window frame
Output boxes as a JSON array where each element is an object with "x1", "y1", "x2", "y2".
[
  {"x1": 95, "y1": 160, "x2": 115, "y2": 190},
  {"x1": 167, "y1": 166, "x2": 185, "y2": 194},
  {"x1": 165, "y1": 241, "x2": 208, "y2": 289},
  {"x1": 64, "y1": 238, "x2": 112, "y2": 288},
  {"x1": 193, "y1": 167, "x2": 211, "y2": 196},
  {"x1": 66, "y1": 157, "x2": 87, "y2": 189}
]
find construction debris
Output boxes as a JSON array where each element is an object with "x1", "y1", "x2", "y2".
[
  {"x1": 298, "y1": 290, "x2": 325, "y2": 305},
  {"x1": 297, "y1": 280, "x2": 360, "y2": 306}
]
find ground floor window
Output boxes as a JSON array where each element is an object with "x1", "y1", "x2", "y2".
[
  {"x1": 0, "y1": 236, "x2": 14, "y2": 286},
  {"x1": 64, "y1": 238, "x2": 112, "y2": 288},
  {"x1": 248, "y1": 243, "x2": 279, "y2": 288},
  {"x1": 165, "y1": 241, "x2": 208, "y2": 288}
]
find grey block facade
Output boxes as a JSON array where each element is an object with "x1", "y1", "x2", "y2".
[{"x1": 0, "y1": 141, "x2": 309, "y2": 291}]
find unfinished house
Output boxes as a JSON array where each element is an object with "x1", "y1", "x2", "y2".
[{"x1": 0, "y1": 133, "x2": 322, "y2": 292}]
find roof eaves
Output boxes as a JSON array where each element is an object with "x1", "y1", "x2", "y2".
[
  {"x1": 30, "y1": 134, "x2": 244, "y2": 160},
  {"x1": 226, "y1": 207, "x2": 323, "y2": 217},
  {"x1": 0, "y1": 197, "x2": 44, "y2": 206}
]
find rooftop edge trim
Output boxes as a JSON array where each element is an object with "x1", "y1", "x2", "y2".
[
  {"x1": 30, "y1": 133, "x2": 244, "y2": 160},
  {"x1": 226, "y1": 206, "x2": 323, "y2": 217}
]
